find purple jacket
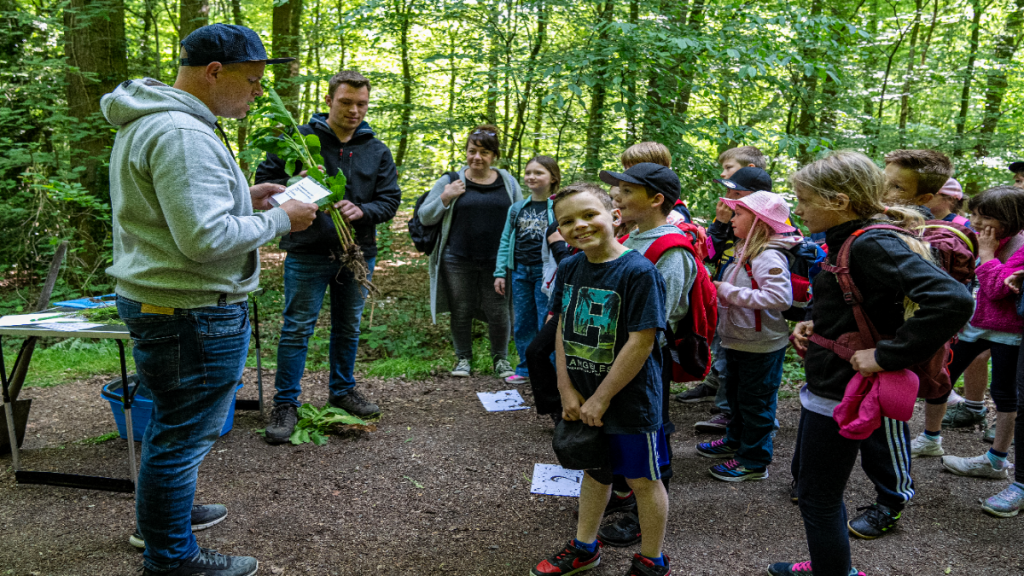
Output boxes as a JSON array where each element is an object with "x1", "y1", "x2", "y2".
[{"x1": 970, "y1": 234, "x2": 1024, "y2": 334}]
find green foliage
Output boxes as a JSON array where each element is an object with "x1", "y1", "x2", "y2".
[
  {"x1": 288, "y1": 402, "x2": 371, "y2": 446},
  {"x1": 77, "y1": 431, "x2": 119, "y2": 445}
]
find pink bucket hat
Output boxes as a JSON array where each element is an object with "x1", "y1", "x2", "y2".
[
  {"x1": 719, "y1": 191, "x2": 796, "y2": 234},
  {"x1": 937, "y1": 178, "x2": 963, "y2": 200}
]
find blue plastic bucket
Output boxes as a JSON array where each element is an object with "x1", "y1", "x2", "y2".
[{"x1": 101, "y1": 376, "x2": 241, "y2": 439}]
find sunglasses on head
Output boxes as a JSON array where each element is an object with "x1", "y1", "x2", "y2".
[{"x1": 472, "y1": 129, "x2": 496, "y2": 136}]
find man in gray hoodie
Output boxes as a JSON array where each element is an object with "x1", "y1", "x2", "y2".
[{"x1": 101, "y1": 24, "x2": 316, "y2": 576}]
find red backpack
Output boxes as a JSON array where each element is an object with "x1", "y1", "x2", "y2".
[
  {"x1": 628, "y1": 233, "x2": 718, "y2": 383},
  {"x1": 809, "y1": 225, "x2": 956, "y2": 399}
]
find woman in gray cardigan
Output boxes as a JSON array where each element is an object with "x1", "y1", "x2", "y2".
[{"x1": 418, "y1": 125, "x2": 523, "y2": 378}]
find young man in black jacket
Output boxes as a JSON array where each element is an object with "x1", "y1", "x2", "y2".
[{"x1": 255, "y1": 70, "x2": 401, "y2": 443}]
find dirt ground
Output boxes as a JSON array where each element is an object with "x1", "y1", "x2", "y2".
[{"x1": 1, "y1": 367, "x2": 1023, "y2": 576}]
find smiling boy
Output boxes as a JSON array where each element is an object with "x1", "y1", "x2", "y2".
[{"x1": 531, "y1": 184, "x2": 671, "y2": 576}]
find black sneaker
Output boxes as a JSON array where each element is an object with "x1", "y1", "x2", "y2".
[
  {"x1": 142, "y1": 548, "x2": 257, "y2": 576},
  {"x1": 264, "y1": 404, "x2": 298, "y2": 445},
  {"x1": 530, "y1": 540, "x2": 601, "y2": 575},
  {"x1": 328, "y1": 389, "x2": 380, "y2": 418},
  {"x1": 129, "y1": 505, "x2": 229, "y2": 549},
  {"x1": 789, "y1": 479, "x2": 799, "y2": 504},
  {"x1": 625, "y1": 553, "x2": 671, "y2": 576},
  {"x1": 597, "y1": 512, "x2": 641, "y2": 547},
  {"x1": 674, "y1": 381, "x2": 716, "y2": 403},
  {"x1": 605, "y1": 492, "x2": 637, "y2": 515},
  {"x1": 847, "y1": 503, "x2": 900, "y2": 539}
]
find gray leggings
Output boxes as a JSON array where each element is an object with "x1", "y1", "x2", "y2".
[{"x1": 441, "y1": 251, "x2": 510, "y2": 361}]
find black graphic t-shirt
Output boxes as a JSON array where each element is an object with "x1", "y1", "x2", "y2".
[
  {"x1": 552, "y1": 250, "x2": 666, "y2": 434},
  {"x1": 513, "y1": 201, "x2": 549, "y2": 266}
]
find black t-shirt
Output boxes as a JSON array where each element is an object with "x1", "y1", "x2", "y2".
[
  {"x1": 447, "y1": 175, "x2": 511, "y2": 262},
  {"x1": 513, "y1": 200, "x2": 549, "y2": 266},
  {"x1": 552, "y1": 250, "x2": 667, "y2": 434}
]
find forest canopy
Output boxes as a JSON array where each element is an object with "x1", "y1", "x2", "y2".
[{"x1": 2, "y1": 0, "x2": 1023, "y2": 300}]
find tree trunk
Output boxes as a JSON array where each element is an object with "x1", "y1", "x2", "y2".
[
  {"x1": 64, "y1": 0, "x2": 127, "y2": 270},
  {"x1": 675, "y1": 0, "x2": 704, "y2": 117},
  {"x1": 485, "y1": 38, "x2": 499, "y2": 124},
  {"x1": 533, "y1": 89, "x2": 544, "y2": 157},
  {"x1": 954, "y1": 0, "x2": 983, "y2": 157},
  {"x1": 179, "y1": 0, "x2": 209, "y2": 42},
  {"x1": 794, "y1": 0, "x2": 823, "y2": 163},
  {"x1": 505, "y1": 0, "x2": 546, "y2": 166},
  {"x1": 975, "y1": 0, "x2": 1024, "y2": 156},
  {"x1": 583, "y1": 0, "x2": 614, "y2": 180},
  {"x1": 273, "y1": 0, "x2": 304, "y2": 117},
  {"x1": 231, "y1": 0, "x2": 248, "y2": 170},
  {"x1": 393, "y1": 1, "x2": 414, "y2": 167},
  {"x1": 897, "y1": 0, "x2": 923, "y2": 142}
]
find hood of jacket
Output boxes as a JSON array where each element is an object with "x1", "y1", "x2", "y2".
[
  {"x1": 101, "y1": 78, "x2": 217, "y2": 128},
  {"x1": 308, "y1": 113, "x2": 376, "y2": 145}
]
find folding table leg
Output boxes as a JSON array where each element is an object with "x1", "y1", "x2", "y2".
[
  {"x1": 1, "y1": 335, "x2": 20, "y2": 470},
  {"x1": 118, "y1": 340, "x2": 137, "y2": 486}
]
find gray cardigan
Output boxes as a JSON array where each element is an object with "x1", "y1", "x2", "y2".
[{"x1": 419, "y1": 167, "x2": 523, "y2": 322}]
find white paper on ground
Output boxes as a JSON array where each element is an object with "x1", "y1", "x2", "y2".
[
  {"x1": 530, "y1": 463, "x2": 583, "y2": 497},
  {"x1": 32, "y1": 322, "x2": 104, "y2": 332},
  {"x1": 0, "y1": 312, "x2": 83, "y2": 327},
  {"x1": 476, "y1": 389, "x2": 528, "y2": 412},
  {"x1": 270, "y1": 176, "x2": 331, "y2": 207}
]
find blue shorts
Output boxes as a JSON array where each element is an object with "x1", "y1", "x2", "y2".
[{"x1": 605, "y1": 427, "x2": 669, "y2": 481}]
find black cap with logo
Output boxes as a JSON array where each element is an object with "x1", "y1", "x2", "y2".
[
  {"x1": 715, "y1": 166, "x2": 773, "y2": 192},
  {"x1": 180, "y1": 24, "x2": 295, "y2": 67},
  {"x1": 599, "y1": 163, "x2": 681, "y2": 206}
]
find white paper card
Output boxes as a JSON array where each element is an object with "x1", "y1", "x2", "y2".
[
  {"x1": 0, "y1": 312, "x2": 82, "y2": 327},
  {"x1": 33, "y1": 322, "x2": 104, "y2": 332},
  {"x1": 477, "y1": 389, "x2": 528, "y2": 412},
  {"x1": 270, "y1": 177, "x2": 330, "y2": 207},
  {"x1": 530, "y1": 463, "x2": 583, "y2": 497}
]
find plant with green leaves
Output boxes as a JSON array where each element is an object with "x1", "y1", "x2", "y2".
[
  {"x1": 248, "y1": 88, "x2": 375, "y2": 294},
  {"x1": 288, "y1": 402, "x2": 374, "y2": 446}
]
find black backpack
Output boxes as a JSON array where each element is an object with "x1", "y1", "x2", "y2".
[{"x1": 408, "y1": 171, "x2": 460, "y2": 254}]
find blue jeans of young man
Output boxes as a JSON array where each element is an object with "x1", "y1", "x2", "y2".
[
  {"x1": 117, "y1": 296, "x2": 250, "y2": 572},
  {"x1": 722, "y1": 347, "x2": 786, "y2": 469},
  {"x1": 274, "y1": 252, "x2": 375, "y2": 407},
  {"x1": 510, "y1": 262, "x2": 547, "y2": 377}
]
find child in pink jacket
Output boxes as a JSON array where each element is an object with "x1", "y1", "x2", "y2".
[{"x1": 695, "y1": 191, "x2": 799, "y2": 482}]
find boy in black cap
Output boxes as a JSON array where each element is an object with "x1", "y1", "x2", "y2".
[{"x1": 1009, "y1": 162, "x2": 1024, "y2": 189}]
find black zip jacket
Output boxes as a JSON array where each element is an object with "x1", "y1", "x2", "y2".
[
  {"x1": 805, "y1": 219, "x2": 974, "y2": 401},
  {"x1": 255, "y1": 115, "x2": 401, "y2": 259}
]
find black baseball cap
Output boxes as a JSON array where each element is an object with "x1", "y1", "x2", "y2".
[
  {"x1": 715, "y1": 166, "x2": 772, "y2": 192},
  {"x1": 599, "y1": 162, "x2": 681, "y2": 206},
  {"x1": 1009, "y1": 162, "x2": 1024, "y2": 174},
  {"x1": 180, "y1": 24, "x2": 295, "y2": 67}
]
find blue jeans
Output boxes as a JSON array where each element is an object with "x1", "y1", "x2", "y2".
[
  {"x1": 510, "y1": 263, "x2": 547, "y2": 376},
  {"x1": 722, "y1": 347, "x2": 786, "y2": 469},
  {"x1": 117, "y1": 296, "x2": 250, "y2": 571},
  {"x1": 274, "y1": 252, "x2": 375, "y2": 406}
]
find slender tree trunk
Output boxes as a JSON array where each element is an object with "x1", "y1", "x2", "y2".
[
  {"x1": 447, "y1": 30, "x2": 457, "y2": 165},
  {"x1": 393, "y1": 1, "x2": 414, "y2": 167},
  {"x1": 583, "y1": 0, "x2": 614, "y2": 179},
  {"x1": 897, "y1": 0, "x2": 923, "y2": 142},
  {"x1": 337, "y1": 0, "x2": 346, "y2": 68},
  {"x1": 231, "y1": 0, "x2": 248, "y2": 170},
  {"x1": 794, "y1": 0, "x2": 823, "y2": 162},
  {"x1": 675, "y1": 0, "x2": 704, "y2": 117},
  {"x1": 975, "y1": 0, "x2": 1024, "y2": 156},
  {"x1": 623, "y1": 0, "x2": 639, "y2": 144},
  {"x1": 485, "y1": 37, "x2": 499, "y2": 124},
  {"x1": 273, "y1": 0, "x2": 304, "y2": 117},
  {"x1": 506, "y1": 0, "x2": 546, "y2": 166},
  {"x1": 533, "y1": 89, "x2": 544, "y2": 157},
  {"x1": 179, "y1": 0, "x2": 209, "y2": 41},
  {"x1": 954, "y1": 0, "x2": 983, "y2": 157}
]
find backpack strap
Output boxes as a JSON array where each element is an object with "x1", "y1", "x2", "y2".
[
  {"x1": 445, "y1": 171, "x2": 460, "y2": 184},
  {"x1": 641, "y1": 234, "x2": 693, "y2": 264},
  {"x1": 951, "y1": 214, "x2": 970, "y2": 227},
  {"x1": 743, "y1": 262, "x2": 762, "y2": 332}
]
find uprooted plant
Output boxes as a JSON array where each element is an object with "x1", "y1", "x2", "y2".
[
  {"x1": 288, "y1": 403, "x2": 376, "y2": 446},
  {"x1": 248, "y1": 88, "x2": 376, "y2": 295}
]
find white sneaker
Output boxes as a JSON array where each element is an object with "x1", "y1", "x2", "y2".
[
  {"x1": 910, "y1": 432, "x2": 944, "y2": 458},
  {"x1": 947, "y1": 389, "x2": 964, "y2": 405},
  {"x1": 941, "y1": 453, "x2": 1014, "y2": 479},
  {"x1": 451, "y1": 358, "x2": 471, "y2": 377}
]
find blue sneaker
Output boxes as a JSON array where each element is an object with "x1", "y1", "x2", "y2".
[
  {"x1": 767, "y1": 561, "x2": 865, "y2": 575},
  {"x1": 695, "y1": 438, "x2": 737, "y2": 459},
  {"x1": 709, "y1": 459, "x2": 767, "y2": 482},
  {"x1": 980, "y1": 483, "x2": 1024, "y2": 518}
]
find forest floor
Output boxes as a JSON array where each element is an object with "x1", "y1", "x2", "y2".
[{"x1": 2, "y1": 223, "x2": 1023, "y2": 575}]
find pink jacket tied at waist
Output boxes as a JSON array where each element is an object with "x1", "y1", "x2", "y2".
[{"x1": 833, "y1": 369, "x2": 919, "y2": 440}]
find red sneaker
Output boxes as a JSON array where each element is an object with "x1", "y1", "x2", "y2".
[
  {"x1": 530, "y1": 540, "x2": 601, "y2": 575},
  {"x1": 625, "y1": 553, "x2": 671, "y2": 575}
]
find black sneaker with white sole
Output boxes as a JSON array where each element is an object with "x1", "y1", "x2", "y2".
[
  {"x1": 129, "y1": 505, "x2": 228, "y2": 549},
  {"x1": 141, "y1": 548, "x2": 257, "y2": 576}
]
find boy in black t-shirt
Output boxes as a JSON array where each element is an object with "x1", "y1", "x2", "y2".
[{"x1": 530, "y1": 185, "x2": 671, "y2": 576}]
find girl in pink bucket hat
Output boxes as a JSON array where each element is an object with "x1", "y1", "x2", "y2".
[
  {"x1": 925, "y1": 177, "x2": 972, "y2": 227},
  {"x1": 694, "y1": 191, "x2": 803, "y2": 484}
]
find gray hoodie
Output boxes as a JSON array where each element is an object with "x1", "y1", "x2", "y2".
[{"x1": 101, "y1": 78, "x2": 291, "y2": 309}]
